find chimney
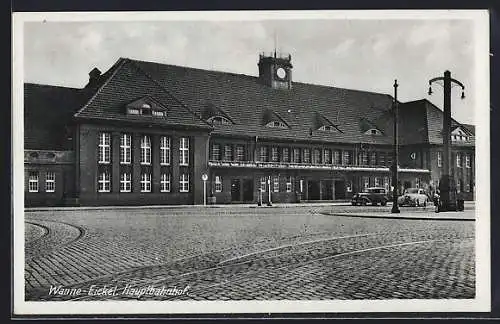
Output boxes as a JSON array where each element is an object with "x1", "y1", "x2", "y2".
[{"x1": 86, "y1": 67, "x2": 102, "y2": 88}]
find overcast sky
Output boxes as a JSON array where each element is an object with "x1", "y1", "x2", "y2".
[{"x1": 24, "y1": 17, "x2": 478, "y2": 124}]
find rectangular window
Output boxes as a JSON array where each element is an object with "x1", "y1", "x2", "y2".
[
  {"x1": 293, "y1": 148, "x2": 301, "y2": 163},
  {"x1": 383, "y1": 177, "x2": 390, "y2": 191},
  {"x1": 465, "y1": 154, "x2": 471, "y2": 168},
  {"x1": 456, "y1": 153, "x2": 462, "y2": 167},
  {"x1": 437, "y1": 151, "x2": 442, "y2": 167},
  {"x1": 224, "y1": 145, "x2": 232, "y2": 161},
  {"x1": 333, "y1": 150, "x2": 341, "y2": 165},
  {"x1": 180, "y1": 173, "x2": 190, "y2": 192},
  {"x1": 120, "y1": 172, "x2": 132, "y2": 193},
  {"x1": 260, "y1": 177, "x2": 266, "y2": 192},
  {"x1": 361, "y1": 152, "x2": 368, "y2": 165},
  {"x1": 346, "y1": 180, "x2": 352, "y2": 192},
  {"x1": 374, "y1": 177, "x2": 380, "y2": 187},
  {"x1": 98, "y1": 132, "x2": 111, "y2": 164},
  {"x1": 152, "y1": 110, "x2": 165, "y2": 117},
  {"x1": 180, "y1": 137, "x2": 189, "y2": 166},
  {"x1": 160, "y1": 173, "x2": 171, "y2": 193},
  {"x1": 282, "y1": 148, "x2": 290, "y2": 163},
  {"x1": 363, "y1": 177, "x2": 369, "y2": 190},
  {"x1": 271, "y1": 147, "x2": 279, "y2": 162},
  {"x1": 28, "y1": 171, "x2": 39, "y2": 192},
  {"x1": 466, "y1": 182, "x2": 471, "y2": 192},
  {"x1": 120, "y1": 133, "x2": 132, "y2": 164},
  {"x1": 45, "y1": 171, "x2": 55, "y2": 192},
  {"x1": 160, "y1": 136, "x2": 171, "y2": 165},
  {"x1": 312, "y1": 149, "x2": 321, "y2": 164},
  {"x1": 416, "y1": 178, "x2": 420, "y2": 188},
  {"x1": 387, "y1": 154, "x2": 393, "y2": 167},
  {"x1": 379, "y1": 153, "x2": 385, "y2": 166},
  {"x1": 370, "y1": 152, "x2": 377, "y2": 166},
  {"x1": 211, "y1": 144, "x2": 221, "y2": 161},
  {"x1": 286, "y1": 176, "x2": 293, "y2": 193},
  {"x1": 457, "y1": 179, "x2": 462, "y2": 192},
  {"x1": 273, "y1": 176, "x2": 279, "y2": 192},
  {"x1": 342, "y1": 151, "x2": 351, "y2": 165},
  {"x1": 98, "y1": 171, "x2": 111, "y2": 193},
  {"x1": 303, "y1": 148, "x2": 311, "y2": 163},
  {"x1": 323, "y1": 149, "x2": 331, "y2": 164},
  {"x1": 140, "y1": 172, "x2": 151, "y2": 192},
  {"x1": 215, "y1": 176, "x2": 223, "y2": 192},
  {"x1": 140, "y1": 135, "x2": 152, "y2": 165},
  {"x1": 235, "y1": 145, "x2": 245, "y2": 161},
  {"x1": 260, "y1": 146, "x2": 268, "y2": 162}
]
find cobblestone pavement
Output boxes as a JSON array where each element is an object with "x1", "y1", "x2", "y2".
[{"x1": 24, "y1": 205, "x2": 475, "y2": 301}]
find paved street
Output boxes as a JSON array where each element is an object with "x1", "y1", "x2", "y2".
[{"x1": 24, "y1": 204, "x2": 475, "y2": 301}]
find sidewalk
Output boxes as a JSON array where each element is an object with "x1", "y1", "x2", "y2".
[
  {"x1": 25, "y1": 201, "x2": 352, "y2": 212},
  {"x1": 322, "y1": 208, "x2": 475, "y2": 221},
  {"x1": 24, "y1": 200, "x2": 475, "y2": 214}
]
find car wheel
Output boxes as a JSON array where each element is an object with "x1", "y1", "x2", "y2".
[
  {"x1": 381, "y1": 200, "x2": 387, "y2": 206},
  {"x1": 361, "y1": 200, "x2": 367, "y2": 206},
  {"x1": 351, "y1": 202, "x2": 356, "y2": 206}
]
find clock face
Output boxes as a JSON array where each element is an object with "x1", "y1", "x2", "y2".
[{"x1": 276, "y1": 67, "x2": 287, "y2": 80}]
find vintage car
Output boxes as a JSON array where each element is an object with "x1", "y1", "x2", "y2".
[
  {"x1": 397, "y1": 188, "x2": 429, "y2": 207},
  {"x1": 351, "y1": 187, "x2": 389, "y2": 206}
]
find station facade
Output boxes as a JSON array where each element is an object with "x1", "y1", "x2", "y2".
[{"x1": 24, "y1": 53, "x2": 475, "y2": 206}]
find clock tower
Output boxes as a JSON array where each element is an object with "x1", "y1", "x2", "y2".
[{"x1": 258, "y1": 52, "x2": 293, "y2": 90}]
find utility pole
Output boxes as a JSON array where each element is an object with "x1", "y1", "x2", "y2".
[
  {"x1": 428, "y1": 71, "x2": 465, "y2": 212},
  {"x1": 391, "y1": 79, "x2": 400, "y2": 213}
]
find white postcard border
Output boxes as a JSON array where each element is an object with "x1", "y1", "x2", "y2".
[{"x1": 12, "y1": 9, "x2": 491, "y2": 315}]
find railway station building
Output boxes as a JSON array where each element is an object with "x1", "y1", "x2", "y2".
[{"x1": 23, "y1": 53, "x2": 475, "y2": 206}]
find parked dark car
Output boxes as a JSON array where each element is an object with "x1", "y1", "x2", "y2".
[{"x1": 351, "y1": 187, "x2": 389, "y2": 206}]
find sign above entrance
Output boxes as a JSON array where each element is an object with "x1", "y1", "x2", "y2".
[{"x1": 201, "y1": 174, "x2": 208, "y2": 181}]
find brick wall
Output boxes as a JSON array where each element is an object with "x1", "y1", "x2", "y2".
[{"x1": 77, "y1": 122, "x2": 209, "y2": 206}]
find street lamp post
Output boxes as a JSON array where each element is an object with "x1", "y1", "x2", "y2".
[
  {"x1": 267, "y1": 176, "x2": 272, "y2": 206},
  {"x1": 391, "y1": 79, "x2": 400, "y2": 213},
  {"x1": 428, "y1": 70, "x2": 465, "y2": 212}
]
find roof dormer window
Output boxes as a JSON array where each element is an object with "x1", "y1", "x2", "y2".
[
  {"x1": 318, "y1": 125, "x2": 338, "y2": 132},
  {"x1": 359, "y1": 117, "x2": 383, "y2": 136},
  {"x1": 207, "y1": 115, "x2": 232, "y2": 125},
  {"x1": 266, "y1": 120, "x2": 288, "y2": 129},
  {"x1": 365, "y1": 128, "x2": 382, "y2": 136},
  {"x1": 263, "y1": 109, "x2": 289, "y2": 129},
  {"x1": 315, "y1": 112, "x2": 342, "y2": 133},
  {"x1": 126, "y1": 96, "x2": 167, "y2": 118},
  {"x1": 202, "y1": 102, "x2": 234, "y2": 126}
]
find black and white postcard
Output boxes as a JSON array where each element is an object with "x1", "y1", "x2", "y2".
[{"x1": 12, "y1": 10, "x2": 490, "y2": 315}]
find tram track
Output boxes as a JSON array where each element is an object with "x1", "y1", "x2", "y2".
[{"x1": 35, "y1": 228, "x2": 473, "y2": 301}]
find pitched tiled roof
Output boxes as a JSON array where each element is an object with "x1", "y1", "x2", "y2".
[
  {"x1": 24, "y1": 83, "x2": 86, "y2": 150},
  {"x1": 74, "y1": 59, "x2": 211, "y2": 130},
  {"x1": 461, "y1": 123, "x2": 475, "y2": 135},
  {"x1": 399, "y1": 99, "x2": 475, "y2": 146},
  {"x1": 131, "y1": 58, "x2": 396, "y2": 145},
  {"x1": 398, "y1": 100, "x2": 429, "y2": 145},
  {"x1": 26, "y1": 57, "x2": 475, "y2": 149}
]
